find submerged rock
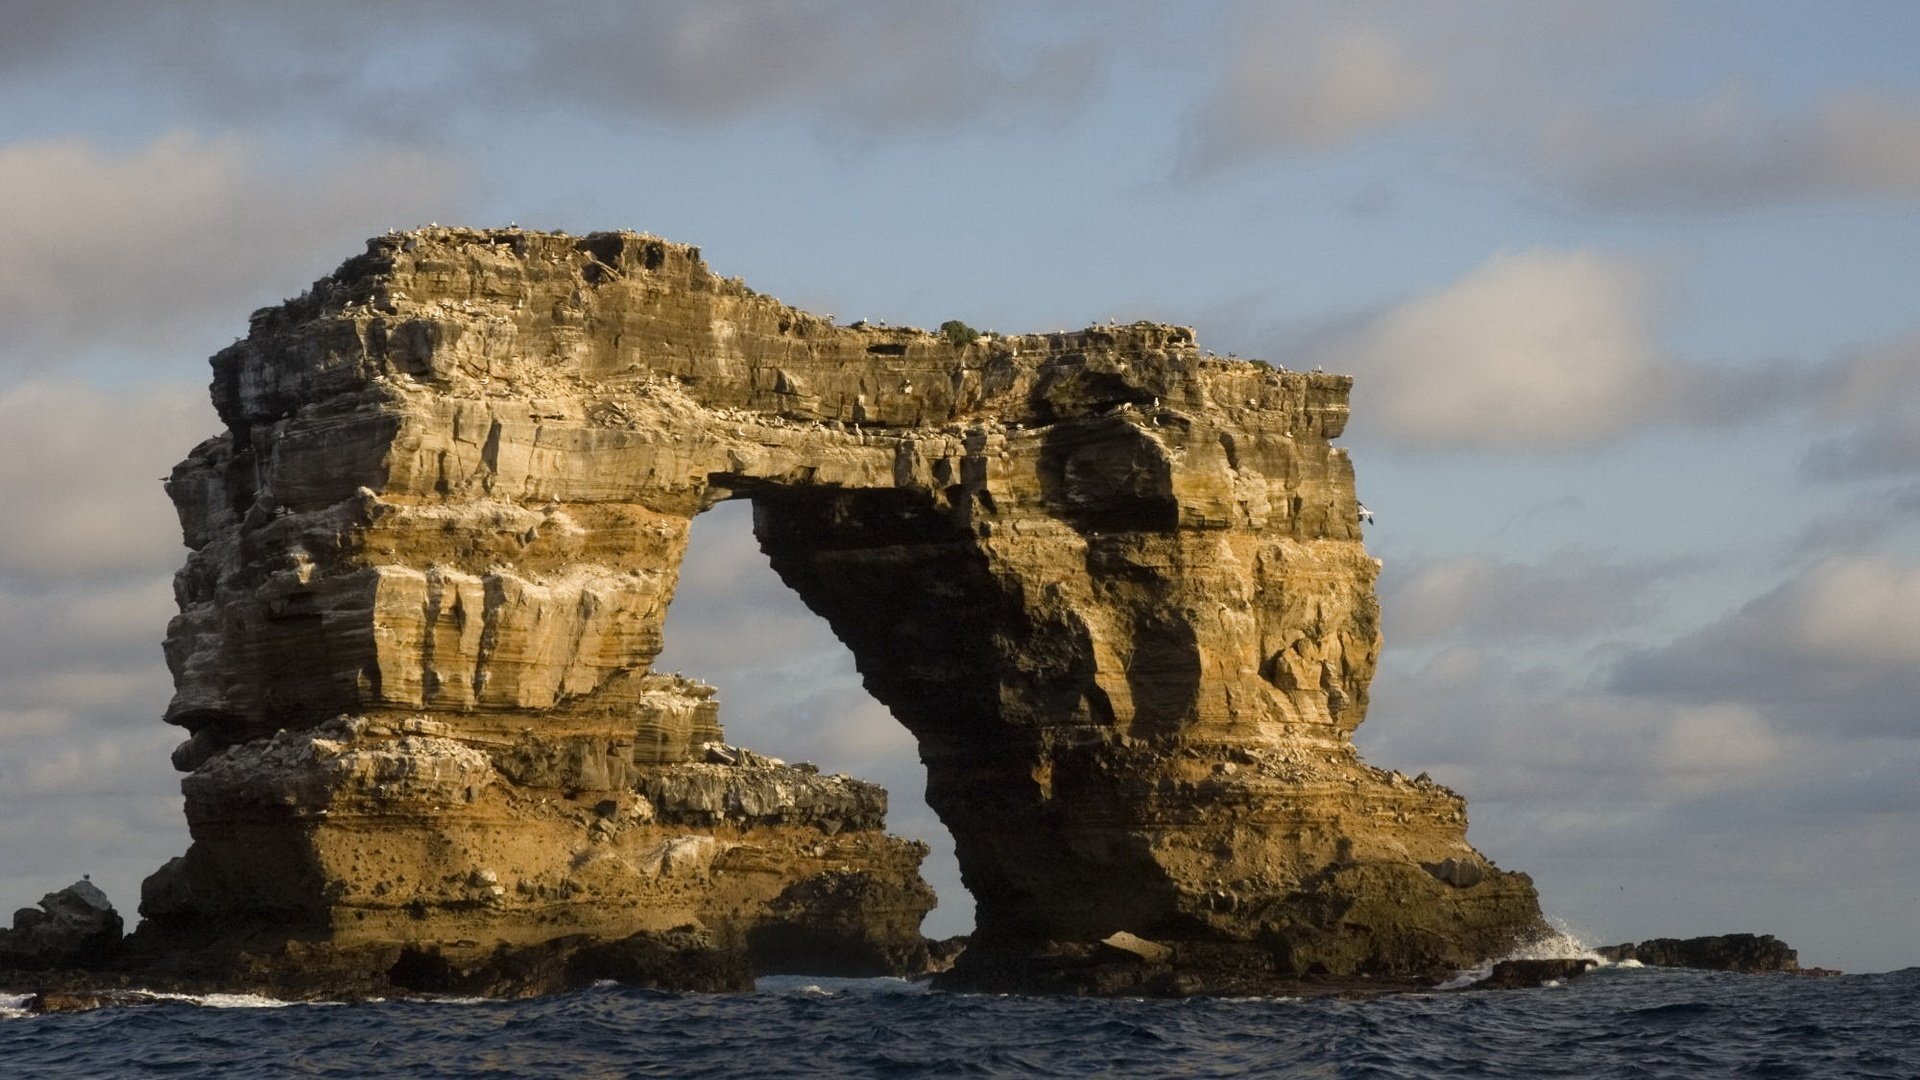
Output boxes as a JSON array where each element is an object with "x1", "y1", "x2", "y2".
[
  {"x1": 104, "y1": 227, "x2": 1542, "y2": 997},
  {"x1": 26, "y1": 989, "x2": 162, "y2": 1014}
]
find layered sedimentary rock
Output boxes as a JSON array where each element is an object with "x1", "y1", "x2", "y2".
[{"x1": 145, "y1": 227, "x2": 1542, "y2": 994}]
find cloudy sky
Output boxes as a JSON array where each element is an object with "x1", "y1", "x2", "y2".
[{"x1": 2, "y1": 1, "x2": 1917, "y2": 973}]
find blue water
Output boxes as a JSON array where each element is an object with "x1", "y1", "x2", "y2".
[{"x1": 4, "y1": 967, "x2": 1917, "y2": 1078}]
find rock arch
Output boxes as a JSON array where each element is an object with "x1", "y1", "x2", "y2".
[{"x1": 143, "y1": 228, "x2": 1542, "y2": 994}]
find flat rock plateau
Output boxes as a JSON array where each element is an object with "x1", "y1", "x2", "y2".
[{"x1": 5, "y1": 227, "x2": 1547, "y2": 998}]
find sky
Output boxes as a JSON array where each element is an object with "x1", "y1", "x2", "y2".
[{"x1": 2, "y1": 1, "x2": 1917, "y2": 974}]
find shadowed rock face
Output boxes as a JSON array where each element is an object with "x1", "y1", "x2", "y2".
[
  {"x1": 1597, "y1": 935, "x2": 1802, "y2": 974},
  {"x1": 146, "y1": 227, "x2": 1542, "y2": 993}
]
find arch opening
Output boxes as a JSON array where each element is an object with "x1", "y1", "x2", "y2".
[{"x1": 654, "y1": 499, "x2": 973, "y2": 940}]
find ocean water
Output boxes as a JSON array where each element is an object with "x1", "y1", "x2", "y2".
[{"x1": 4, "y1": 965, "x2": 1917, "y2": 1079}]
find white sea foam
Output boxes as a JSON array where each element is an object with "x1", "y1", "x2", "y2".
[
  {"x1": 1439, "y1": 916, "x2": 1626, "y2": 988},
  {"x1": 755, "y1": 975, "x2": 928, "y2": 996},
  {"x1": 1502, "y1": 920, "x2": 1603, "y2": 964},
  {"x1": 178, "y1": 993, "x2": 303, "y2": 1009},
  {"x1": 1, "y1": 993, "x2": 30, "y2": 1020}
]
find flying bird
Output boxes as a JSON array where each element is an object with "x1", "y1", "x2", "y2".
[{"x1": 1357, "y1": 503, "x2": 1374, "y2": 524}]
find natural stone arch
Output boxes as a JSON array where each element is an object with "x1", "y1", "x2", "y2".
[{"x1": 142, "y1": 228, "x2": 1543, "y2": 994}]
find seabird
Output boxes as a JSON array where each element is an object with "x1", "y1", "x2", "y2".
[{"x1": 1357, "y1": 503, "x2": 1374, "y2": 524}]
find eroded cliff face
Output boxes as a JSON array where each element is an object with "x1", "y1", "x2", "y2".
[{"x1": 146, "y1": 227, "x2": 1542, "y2": 994}]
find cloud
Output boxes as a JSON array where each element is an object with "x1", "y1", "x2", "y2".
[
  {"x1": 1362, "y1": 647, "x2": 1785, "y2": 805},
  {"x1": 1323, "y1": 249, "x2": 1676, "y2": 448},
  {"x1": 1292, "y1": 247, "x2": 1806, "y2": 450},
  {"x1": 0, "y1": 3, "x2": 1108, "y2": 140},
  {"x1": 0, "y1": 132, "x2": 470, "y2": 363},
  {"x1": 1805, "y1": 331, "x2": 1920, "y2": 481},
  {"x1": 1292, "y1": 249, "x2": 1647, "y2": 449},
  {"x1": 1189, "y1": 24, "x2": 1441, "y2": 168},
  {"x1": 0, "y1": 380, "x2": 212, "y2": 580},
  {"x1": 0, "y1": 380, "x2": 212, "y2": 914},
  {"x1": 1611, "y1": 555, "x2": 1920, "y2": 738},
  {"x1": 0, "y1": 590, "x2": 186, "y2": 918},
  {"x1": 1358, "y1": 628, "x2": 1920, "y2": 970},
  {"x1": 1186, "y1": 2, "x2": 1647, "y2": 168},
  {"x1": 1535, "y1": 86, "x2": 1920, "y2": 211},
  {"x1": 1380, "y1": 551, "x2": 1700, "y2": 646},
  {"x1": 1185, "y1": 6, "x2": 1920, "y2": 212},
  {"x1": 503, "y1": 2, "x2": 1105, "y2": 135}
]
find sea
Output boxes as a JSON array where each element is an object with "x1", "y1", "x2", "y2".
[{"x1": 4, "y1": 959, "x2": 1917, "y2": 1078}]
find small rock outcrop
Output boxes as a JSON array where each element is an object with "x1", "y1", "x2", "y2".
[
  {"x1": 26, "y1": 990, "x2": 163, "y2": 1014},
  {"x1": 124, "y1": 227, "x2": 1542, "y2": 996},
  {"x1": 0, "y1": 881, "x2": 123, "y2": 971},
  {"x1": 1468, "y1": 958, "x2": 1596, "y2": 990},
  {"x1": 1597, "y1": 934, "x2": 1803, "y2": 974}
]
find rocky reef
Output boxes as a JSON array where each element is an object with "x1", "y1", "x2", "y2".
[
  {"x1": 1597, "y1": 935, "x2": 1815, "y2": 975},
  {"x1": 101, "y1": 227, "x2": 1545, "y2": 996}
]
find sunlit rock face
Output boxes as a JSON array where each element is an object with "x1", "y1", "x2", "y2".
[{"x1": 148, "y1": 228, "x2": 1542, "y2": 993}]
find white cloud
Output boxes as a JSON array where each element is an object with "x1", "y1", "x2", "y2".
[
  {"x1": 0, "y1": 131, "x2": 469, "y2": 362},
  {"x1": 1655, "y1": 702, "x2": 1781, "y2": 778},
  {"x1": 1612, "y1": 555, "x2": 1920, "y2": 737},
  {"x1": 1296, "y1": 247, "x2": 1808, "y2": 449},
  {"x1": 1310, "y1": 249, "x2": 1677, "y2": 449}
]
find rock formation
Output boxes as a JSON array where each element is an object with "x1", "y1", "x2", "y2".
[
  {"x1": 1468, "y1": 957, "x2": 1596, "y2": 990},
  {"x1": 1597, "y1": 934, "x2": 1804, "y2": 974},
  {"x1": 0, "y1": 881, "x2": 123, "y2": 971},
  {"x1": 135, "y1": 226, "x2": 1542, "y2": 995}
]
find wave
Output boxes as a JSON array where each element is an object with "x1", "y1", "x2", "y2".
[
  {"x1": 0, "y1": 988, "x2": 337, "y2": 1019},
  {"x1": 754, "y1": 974, "x2": 930, "y2": 996},
  {"x1": 1438, "y1": 916, "x2": 1646, "y2": 988}
]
